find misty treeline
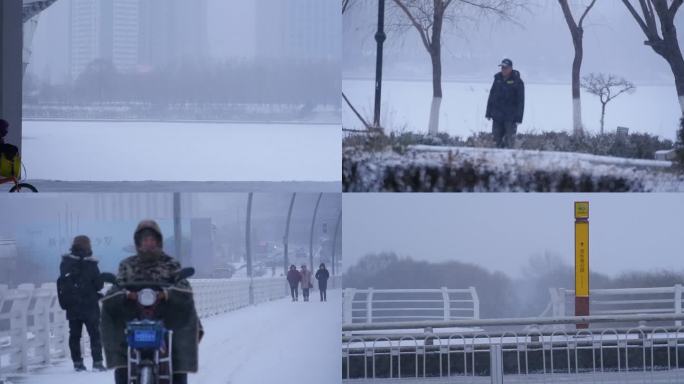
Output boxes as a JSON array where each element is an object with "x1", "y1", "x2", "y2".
[
  {"x1": 344, "y1": 252, "x2": 684, "y2": 319},
  {"x1": 23, "y1": 58, "x2": 340, "y2": 119}
]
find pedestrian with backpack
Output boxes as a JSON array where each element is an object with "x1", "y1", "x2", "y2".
[{"x1": 57, "y1": 235, "x2": 106, "y2": 372}]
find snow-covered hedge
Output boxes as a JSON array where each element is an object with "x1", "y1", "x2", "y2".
[
  {"x1": 344, "y1": 130, "x2": 674, "y2": 160},
  {"x1": 343, "y1": 145, "x2": 684, "y2": 192}
]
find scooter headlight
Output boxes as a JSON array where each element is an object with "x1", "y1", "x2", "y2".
[{"x1": 138, "y1": 288, "x2": 157, "y2": 306}]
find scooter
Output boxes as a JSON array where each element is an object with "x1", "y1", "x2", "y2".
[{"x1": 101, "y1": 268, "x2": 195, "y2": 384}]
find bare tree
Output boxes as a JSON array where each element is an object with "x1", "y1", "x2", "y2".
[
  {"x1": 581, "y1": 73, "x2": 636, "y2": 134},
  {"x1": 558, "y1": 0, "x2": 597, "y2": 135},
  {"x1": 391, "y1": 0, "x2": 522, "y2": 135},
  {"x1": 342, "y1": 0, "x2": 372, "y2": 131},
  {"x1": 621, "y1": 0, "x2": 684, "y2": 117},
  {"x1": 342, "y1": 0, "x2": 354, "y2": 14}
]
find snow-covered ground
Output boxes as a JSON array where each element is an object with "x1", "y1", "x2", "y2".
[
  {"x1": 8, "y1": 292, "x2": 341, "y2": 384},
  {"x1": 343, "y1": 79, "x2": 680, "y2": 140},
  {"x1": 343, "y1": 145, "x2": 684, "y2": 192},
  {"x1": 22, "y1": 180, "x2": 340, "y2": 192},
  {"x1": 21, "y1": 120, "x2": 341, "y2": 184}
]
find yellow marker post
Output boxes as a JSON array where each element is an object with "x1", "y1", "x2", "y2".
[{"x1": 574, "y1": 201, "x2": 590, "y2": 328}]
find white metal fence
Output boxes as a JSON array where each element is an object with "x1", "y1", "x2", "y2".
[
  {"x1": 547, "y1": 285, "x2": 684, "y2": 327},
  {"x1": 0, "y1": 276, "x2": 321, "y2": 374},
  {"x1": 342, "y1": 314, "x2": 684, "y2": 383},
  {"x1": 343, "y1": 288, "x2": 480, "y2": 324}
]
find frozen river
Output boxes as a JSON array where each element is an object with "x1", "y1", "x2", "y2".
[{"x1": 21, "y1": 120, "x2": 341, "y2": 187}]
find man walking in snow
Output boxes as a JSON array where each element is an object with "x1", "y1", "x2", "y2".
[
  {"x1": 287, "y1": 264, "x2": 301, "y2": 301},
  {"x1": 486, "y1": 58, "x2": 525, "y2": 148},
  {"x1": 315, "y1": 263, "x2": 330, "y2": 302},
  {"x1": 57, "y1": 235, "x2": 106, "y2": 372}
]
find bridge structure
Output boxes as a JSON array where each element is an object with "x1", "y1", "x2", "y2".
[
  {"x1": 342, "y1": 286, "x2": 684, "y2": 383},
  {"x1": 1, "y1": 276, "x2": 342, "y2": 383}
]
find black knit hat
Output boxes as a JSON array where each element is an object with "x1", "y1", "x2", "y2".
[{"x1": 71, "y1": 235, "x2": 92, "y2": 256}]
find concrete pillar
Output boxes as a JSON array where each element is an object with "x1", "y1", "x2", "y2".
[{"x1": 0, "y1": 0, "x2": 23, "y2": 154}]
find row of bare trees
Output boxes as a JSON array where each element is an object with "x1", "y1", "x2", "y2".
[{"x1": 346, "y1": 0, "x2": 684, "y2": 138}]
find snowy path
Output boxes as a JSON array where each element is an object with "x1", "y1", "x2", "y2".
[{"x1": 10, "y1": 291, "x2": 341, "y2": 384}]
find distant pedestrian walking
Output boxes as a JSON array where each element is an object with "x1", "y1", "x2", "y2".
[
  {"x1": 56, "y1": 235, "x2": 106, "y2": 372},
  {"x1": 286, "y1": 265, "x2": 301, "y2": 301},
  {"x1": 486, "y1": 58, "x2": 525, "y2": 148},
  {"x1": 300, "y1": 265, "x2": 313, "y2": 302},
  {"x1": 315, "y1": 263, "x2": 330, "y2": 302}
]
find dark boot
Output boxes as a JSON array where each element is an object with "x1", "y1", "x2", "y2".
[
  {"x1": 92, "y1": 361, "x2": 107, "y2": 372},
  {"x1": 74, "y1": 361, "x2": 86, "y2": 372}
]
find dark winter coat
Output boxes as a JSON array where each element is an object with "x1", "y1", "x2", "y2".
[
  {"x1": 485, "y1": 70, "x2": 525, "y2": 123},
  {"x1": 287, "y1": 269, "x2": 301, "y2": 287},
  {"x1": 101, "y1": 220, "x2": 201, "y2": 373},
  {"x1": 58, "y1": 253, "x2": 103, "y2": 321},
  {"x1": 0, "y1": 143, "x2": 18, "y2": 160},
  {"x1": 315, "y1": 268, "x2": 330, "y2": 290}
]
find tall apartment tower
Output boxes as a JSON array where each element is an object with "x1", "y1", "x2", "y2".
[{"x1": 255, "y1": 0, "x2": 340, "y2": 62}]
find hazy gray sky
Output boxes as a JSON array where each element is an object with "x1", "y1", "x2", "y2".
[
  {"x1": 344, "y1": 0, "x2": 684, "y2": 84},
  {"x1": 343, "y1": 193, "x2": 683, "y2": 277}
]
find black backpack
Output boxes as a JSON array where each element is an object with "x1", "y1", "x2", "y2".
[{"x1": 57, "y1": 261, "x2": 83, "y2": 310}]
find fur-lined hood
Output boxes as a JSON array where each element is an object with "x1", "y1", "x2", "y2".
[
  {"x1": 62, "y1": 253, "x2": 99, "y2": 263},
  {"x1": 134, "y1": 219, "x2": 164, "y2": 248}
]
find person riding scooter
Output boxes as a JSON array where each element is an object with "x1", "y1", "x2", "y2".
[{"x1": 100, "y1": 220, "x2": 203, "y2": 384}]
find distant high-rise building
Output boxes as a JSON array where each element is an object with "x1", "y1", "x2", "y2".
[
  {"x1": 69, "y1": 0, "x2": 140, "y2": 80},
  {"x1": 69, "y1": 0, "x2": 208, "y2": 80},
  {"x1": 138, "y1": 0, "x2": 208, "y2": 70},
  {"x1": 255, "y1": 0, "x2": 340, "y2": 62}
]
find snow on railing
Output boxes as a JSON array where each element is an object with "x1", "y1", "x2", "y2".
[
  {"x1": 548, "y1": 285, "x2": 684, "y2": 326},
  {"x1": 342, "y1": 287, "x2": 479, "y2": 324},
  {"x1": 0, "y1": 283, "x2": 68, "y2": 374},
  {"x1": 0, "y1": 276, "x2": 341, "y2": 374}
]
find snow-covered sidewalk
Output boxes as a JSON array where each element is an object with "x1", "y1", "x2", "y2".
[{"x1": 11, "y1": 291, "x2": 341, "y2": 384}]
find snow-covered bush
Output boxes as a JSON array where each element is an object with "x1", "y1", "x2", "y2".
[
  {"x1": 343, "y1": 146, "x2": 684, "y2": 192},
  {"x1": 344, "y1": 130, "x2": 673, "y2": 160}
]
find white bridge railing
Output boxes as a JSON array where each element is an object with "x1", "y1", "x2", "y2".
[
  {"x1": 0, "y1": 276, "x2": 317, "y2": 374},
  {"x1": 342, "y1": 287, "x2": 479, "y2": 324},
  {"x1": 547, "y1": 285, "x2": 684, "y2": 326}
]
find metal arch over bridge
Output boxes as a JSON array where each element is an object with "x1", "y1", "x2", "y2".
[{"x1": 22, "y1": 0, "x2": 58, "y2": 23}]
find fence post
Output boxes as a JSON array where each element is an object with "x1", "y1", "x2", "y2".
[
  {"x1": 490, "y1": 343, "x2": 503, "y2": 384},
  {"x1": 14, "y1": 290, "x2": 30, "y2": 372},
  {"x1": 343, "y1": 288, "x2": 355, "y2": 324},
  {"x1": 675, "y1": 284, "x2": 682, "y2": 327},
  {"x1": 558, "y1": 288, "x2": 567, "y2": 318},
  {"x1": 367, "y1": 288, "x2": 374, "y2": 324},
  {"x1": 469, "y1": 286, "x2": 480, "y2": 319},
  {"x1": 37, "y1": 288, "x2": 52, "y2": 365},
  {"x1": 441, "y1": 287, "x2": 450, "y2": 321}
]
